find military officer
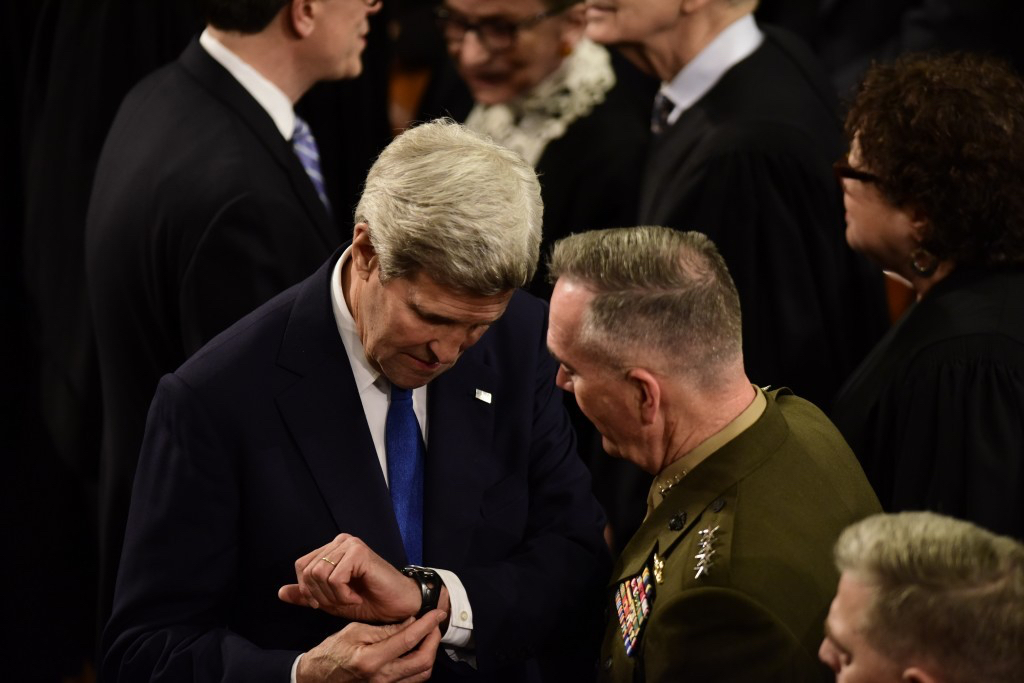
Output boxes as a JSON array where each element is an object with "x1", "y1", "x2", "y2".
[{"x1": 546, "y1": 226, "x2": 882, "y2": 682}]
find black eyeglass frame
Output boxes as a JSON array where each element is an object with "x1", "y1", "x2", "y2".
[
  {"x1": 434, "y1": 2, "x2": 576, "y2": 52},
  {"x1": 833, "y1": 160, "x2": 882, "y2": 185}
]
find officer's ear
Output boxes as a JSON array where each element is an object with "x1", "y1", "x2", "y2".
[
  {"x1": 902, "y1": 667, "x2": 940, "y2": 683},
  {"x1": 625, "y1": 368, "x2": 660, "y2": 426}
]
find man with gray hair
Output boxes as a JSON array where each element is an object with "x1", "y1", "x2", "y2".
[
  {"x1": 820, "y1": 511, "x2": 1024, "y2": 683},
  {"x1": 582, "y1": 0, "x2": 887, "y2": 409},
  {"x1": 102, "y1": 119, "x2": 609, "y2": 682},
  {"x1": 546, "y1": 226, "x2": 880, "y2": 681}
]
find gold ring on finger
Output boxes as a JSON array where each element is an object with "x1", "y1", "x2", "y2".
[{"x1": 321, "y1": 556, "x2": 337, "y2": 566}]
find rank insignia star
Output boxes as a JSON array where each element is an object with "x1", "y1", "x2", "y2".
[{"x1": 694, "y1": 525, "x2": 720, "y2": 580}]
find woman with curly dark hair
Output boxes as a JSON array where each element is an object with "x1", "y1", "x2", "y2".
[{"x1": 831, "y1": 52, "x2": 1024, "y2": 540}]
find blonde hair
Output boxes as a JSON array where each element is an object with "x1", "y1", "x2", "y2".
[{"x1": 835, "y1": 512, "x2": 1024, "y2": 683}]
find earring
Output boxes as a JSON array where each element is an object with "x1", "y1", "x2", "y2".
[{"x1": 909, "y1": 247, "x2": 939, "y2": 277}]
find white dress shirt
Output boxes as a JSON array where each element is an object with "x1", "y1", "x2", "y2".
[
  {"x1": 331, "y1": 252, "x2": 475, "y2": 638},
  {"x1": 658, "y1": 14, "x2": 765, "y2": 126},
  {"x1": 290, "y1": 251, "x2": 477, "y2": 680},
  {"x1": 199, "y1": 29, "x2": 295, "y2": 138}
]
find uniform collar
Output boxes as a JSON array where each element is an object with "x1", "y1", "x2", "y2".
[{"x1": 647, "y1": 385, "x2": 767, "y2": 512}]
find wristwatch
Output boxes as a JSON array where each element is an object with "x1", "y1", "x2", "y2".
[{"x1": 400, "y1": 565, "x2": 442, "y2": 617}]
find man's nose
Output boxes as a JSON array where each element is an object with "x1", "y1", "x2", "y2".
[
  {"x1": 429, "y1": 330, "x2": 467, "y2": 365},
  {"x1": 817, "y1": 639, "x2": 839, "y2": 673},
  {"x1": 456, "y1": 30, "x2": 492, "y2": 69}
]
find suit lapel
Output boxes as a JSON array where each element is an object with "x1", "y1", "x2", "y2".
[
  {"x1": 422, "y1": 349, "x2": 498, "y2": 569},
  {"x1": 274, "y1": 253, "x2": 406, "y2": 563},
  {"x1": 177, "y1": 40, "x2": 338, "y2": 250}
]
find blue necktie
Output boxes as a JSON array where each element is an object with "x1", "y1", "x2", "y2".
[
  {"x1": 291, "y1": 115, "x2": 332, "y2": 213},
  {"x1": 385, "y1": 385, "x2": 424, "y2": 565}
]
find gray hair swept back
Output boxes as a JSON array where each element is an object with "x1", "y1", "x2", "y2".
[
  {"x1": 355, "y1": 119, "x2": 542, "y2": 295},
  {"x1": 547, "y1": 226, "x2": 742, "y2": 380},
  {"x1": 835, "y1": 511, "x2": 1024, "y2": 683}
]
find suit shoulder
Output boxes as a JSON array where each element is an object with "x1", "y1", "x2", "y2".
[{"x1": 175, "y1": 280, "x2": 304, "y2": 382}]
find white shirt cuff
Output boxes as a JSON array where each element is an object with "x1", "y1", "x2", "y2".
[{"x1": 433, "y1": 567, "x2": 473, "y2": 648}]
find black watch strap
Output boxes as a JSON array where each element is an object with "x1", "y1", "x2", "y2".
[{"x1": 400, "y1": 565, "x2": 442, "y2": 618}]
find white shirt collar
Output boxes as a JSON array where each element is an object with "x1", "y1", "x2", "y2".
[
  {"x1": 199, "y1": 28, "x2": 295, "y2": 139},
  {"x1": 660, "y1": 14, "x2": 764, "y2": 125},
  {"x1": 331, "y1": 247, "x2": 387, "y2": 394},
  {"x1": 329, "y1": 249, "x2": 429, "y2": 459}
]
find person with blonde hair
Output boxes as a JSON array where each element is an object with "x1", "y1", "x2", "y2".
[{"x1": 820, "y1": 511, "x2": 1024, "y2": 683}]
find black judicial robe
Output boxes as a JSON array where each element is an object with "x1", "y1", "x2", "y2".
[
  {"x1": 527, "y1": 52, "x2": 654, "y2": 299},
  {"x1": 832, "y1": 267, "x2": 1024, "y2": 541},
  {"x1": 639, "y1": 26, "x2": 886, "y2": 410}
]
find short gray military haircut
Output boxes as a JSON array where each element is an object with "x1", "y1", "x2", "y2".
[
  {"x1": 547, "y1": 226, "x2": 742, "y2": 380},
  {"x1": 835, "y1": 512, "x2": 1024, "y2": 683},
  {"x1": 355, "y1": 118, "x2": 542, "y2": 295}
]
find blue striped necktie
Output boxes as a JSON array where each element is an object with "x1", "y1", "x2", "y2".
[
  {"x1": 385, "y1": 385, "x2": 424, "y2": 565},
  {"x1": 291, "y1": 115, "x2": 332, "y2": 213}
]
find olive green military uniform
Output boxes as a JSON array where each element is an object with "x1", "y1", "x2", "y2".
[{"x1": 599, "y1": 389, "x2": 881, "y2": 682}]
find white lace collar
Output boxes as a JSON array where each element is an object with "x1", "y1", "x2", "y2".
[{"x1": 464, "y1": 38, "x2": 616, "y2": 167}]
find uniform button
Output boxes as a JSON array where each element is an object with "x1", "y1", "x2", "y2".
[
  {"x1": 669, "y1": 511, "x2": 687, "y2": 531},
  {"x1": 460, "y1": 611, "x2": 469, "y2": 621},
  {"x1": 603, "y1": 656, "x2": 613, "y2": 670},
  {"x1": 711, "y1": 498, "x2": 726, "y2": 512}
]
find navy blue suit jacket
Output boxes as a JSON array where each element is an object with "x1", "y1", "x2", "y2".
[{"x1": 101, "y1": 251, "x2": 610, "y2": 682}]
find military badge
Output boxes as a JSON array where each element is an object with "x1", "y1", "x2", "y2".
[
  {"x1": 615, "y1": 562, "x2": 656, "y2": 656},
  {"x1": 694, "y1": 525, "x2": 720, "y2": 579},
  {"x1": 652, "y1": 553, "x2": 665, "y2": 585}
]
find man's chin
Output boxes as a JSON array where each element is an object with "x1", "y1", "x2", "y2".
[
  {"x1": 384, "y1": 362, "x2": 452, "y2": 390},
  {"x1": 601, "y1": 436, "x2": 622, "y2": 458}
]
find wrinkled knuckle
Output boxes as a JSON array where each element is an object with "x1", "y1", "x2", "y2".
[{"x1": 351, "y1": 654, "x2": 380, "y2": 678}]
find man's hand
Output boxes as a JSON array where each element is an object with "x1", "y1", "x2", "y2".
[
  {"x1": 296, "y1": 610, "x2": 445, "y2": 683},
  {"x1": 279, "y1": 534, "x2": 421, "y2": 623}
]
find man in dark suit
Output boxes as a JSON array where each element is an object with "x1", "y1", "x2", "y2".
[
  {"x1": 584, "y1": 0, "x2": 886, "y2": 410},
  {"x1": 546, "y1": 227, "x2": 881, "y2": 682},
  {"x1": 85, "y1": 0, "x2": 381, "y2": 628},
  {"x1": 102, "y1": 120, "x2": 609, "y2": 682}
]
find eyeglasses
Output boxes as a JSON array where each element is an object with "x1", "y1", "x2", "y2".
[
  {"x1": 435, "y1": 3, "x2": 573, "y2": 52},
  {"x1": 833, "y1": 160, "x2": 881, "y2": 185}
]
